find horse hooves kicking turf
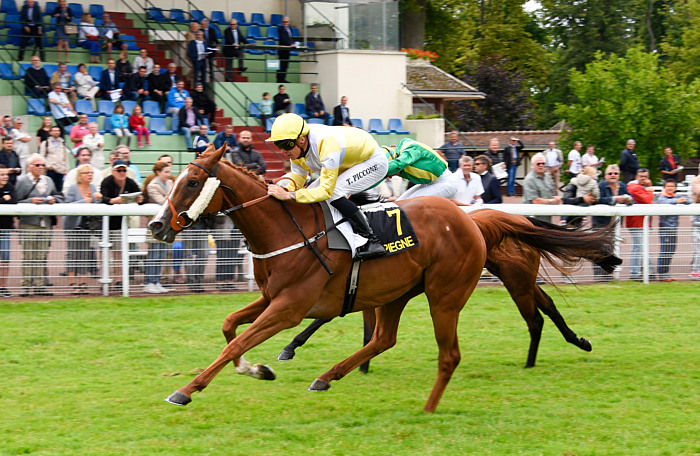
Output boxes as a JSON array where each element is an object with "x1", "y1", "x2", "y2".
[
  {"x1": 257, "y1": 364, "x2": 276, "y2": 380},
  {"x1": 579, "y1": 338, "x2": 593, "y2": 352},
  {"x1": 165, "y1": 391, "x2": 192, "y2": 406},
  {"x1": 277, "y1": 349, "x2": 296, "y2": 361},
  {"x1": 308, "y1": 378, "x2": 331, "y2": 392}
]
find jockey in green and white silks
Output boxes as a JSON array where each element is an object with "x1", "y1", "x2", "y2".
[{"x1": 385, "y1": 138, "x2": 460, "y2": 201}]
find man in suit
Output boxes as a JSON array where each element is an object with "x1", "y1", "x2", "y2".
[
  {"x1": 100, "y1": 59, "x2": 121, "y2": 100},
  {"x1": 188, "y1": 31, "x2": 209, "y2": 87},
  {"x1": 473, "y1": 155, "x2": 503, "y2": 204},
  {"x1": 148, "y1": 64, "x2": 170, "y2": 111},
  {"x1": 200, "y1": 18, "x2": 219, "y2": 81},
  {"x1": 223, "y1": 19, "x2": 248, "y2": 81},
  {"x1": 332, "y1": 96, "x2": 353, "y2": 126},
  {"x1": 18, "y1": 0, "x2": 45, "y2": 61},
  {"x1": 503, "y1": 136, "x2": 524, "y2": 196},
  {"x1": 123, "y1": 66, "x2": 149, "y2": 103},
  {"x1": 277, "y1": 17, "x2": 296, "y2": 83},
  {"x1": 304, "y1": 83, "x2": 330, "y2": 123}
]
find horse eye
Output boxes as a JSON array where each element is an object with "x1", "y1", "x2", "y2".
[{"x1": 188, "y1": 180, "x2": 199, "y2": 188}]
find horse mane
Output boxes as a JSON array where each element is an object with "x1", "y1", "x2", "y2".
[{"x1": 218, "y1": 160, "x2": 269, "y2": 190}]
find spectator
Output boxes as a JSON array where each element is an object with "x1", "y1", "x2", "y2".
[
  {"x1": 24, "y1": 56, "x2": 51, "y2": 98},
  {"x1": 200, "y1": 18, "x2": 219, "y2": 79},
  {"x1": 141, "y1": 154, "x2": 174, "y2": 196},
  {"x1": 185, "y1": 21, "x2": 200, "y2": 42},
  {"x1": 148, "y1": 64, "x2": 169, "y2": 111},
  {"x1": 331, "y1": 96, "x2": 353, "y2": 127},
  {"x1": 626, "y1": 168, "x2": 655, "y2": 281},
  {"x1": 656, "y1": 179, "x2": 690, "y2": 281},
  {"x1": 50, "y1": 62, "x2": 77, "y2": 105},
  {"x1": 116, "y1": 146, "x2": 142, "y2": 184},
  {"x1": 111, "y1": 32, "x2": 126, "y2": 54},
  {"x1": 230, "y1": 130, "x2": 266, "y2": 175},
  {"x1": 473, "y1": 154, "x2": 503, "y2": 204},
  {"x1": 74, "y1": 63, "x2": 100, "y2": 109},
  {"x1": 143, "y1": 161, "x2": 173, "y2": 293},
  {"x1": 192, "y1": 83, "x2": 217, "y2": 124},
  {"x1": 484, "y1": 137, "x2": 504, "y2": 168},
  {"x1": 187, "y1": 31, "x2": 209, "y2": 87},
  {"x1": 451, "y1": 156, "x2": 483, "y2": 206},
  {"x1": 132, "y1": 48, "x2": 154, "y2": 76},
  {"x1": 561, "y1": 165, "x2": 599, "y2": 228},
  {"x1": 62, "y1": 146, "x2": 103, "y2": 191},
  {"x1": 258, "y1": 92, "x2": 273, "y2": 127},
  {"x1": 439, "y1": 130, "x2": 465, "y2": 172},
  {"x1": 99, "y1": 13, "x2": 120, "y2": 59},
  {"x1": 110, "y1": 103, "x2": 132, "y2": 147},
  {"x1": 178, "y1": 97, "x2": 204, "y2": 150},
  {"x1": 100, "y1": 150, "x2": 137, "y2": 182},
  {"x1": 522, "y1": 152, "x2": 562, "y2": 223},
  {"x1": 36, "y1": 116, "x2": 57, "y2": 146},
  {"x1": 593, "y1": 164, "x2": 633, "y2": 229},
  {"x1": 69, "y1": 113, "x2": 90, "y2": 151},
  {"x1": 52, "y1": 0, "x2": 73, "y2": 63},
  {"x1": 48, "y1": 83, "x2": 78, "y2": 129},
  {"x1": 128, "y1": 104, "x2": 150, "y2": 147},
  {"x1": 192, "y1": 124, "x2": 210, "y2": 157},
  {"x1": 2, "y1": 116, "x2": 12, "y2": 134},
  {"x1": 100, "y1": 59, "x2": 121, "y2": 101},
  {"x1": 78, "y1": 13, "x2": 101, "y2": 64},
  {"x1": 566, "y1": 140, "x2": 583, "y2": 179},
  {"x1": 164, "y1": 63, "x2": 182, "y2": 92},
  {"x1": 305, "y1": 83, "x2": 330, "y2": 123},
  {"x1": 223, "y1": 19, "x2": 248, "y2": 81},
  {"x1": 658, "y1": 147, "x2": 682, "y2": 183},
  {"x1": 277, "y1": 17, "x2": 296, "y2": 83},
  {"x1": 39, "y1": 125, "x2": 70, "y2": 192},
  {"x1": 503, "y1": 136, "x2": 524, "y2": 196},
  {"x1": 16, "y1": 154, "x2": 63, "y2": 297},
  {"x1": 0, "y1": 137, "x2": 21, "y2": 185},
  {"x1": 0, "y1": 164, "x2": 16, "y2": 297},
  {"x1": 543, "y1": 141, "x2": 563, "y2": 195},
  {"x1": 214, "y1": 125, "x2": 238, "y2": 156},
  {"x1": 123, "y1": 66, "x2": 149, "y2": 104},
  {"x1": 273, "y1": 85, "x2": 294, "y2": 116},
  {"x1": 166, "y1": 80, "x2": 189, "y2": 117},
  {"x1": 81, "y1": 122, "x2": 106, "y2": 170},
  {"x1": 691, "y1": 173, "x2": 700, "y2": 281},
  {"x1": 18, "y1": 0, "x2": 45, "y2": 61},
  {"x1": 213, "y1": 216, "x2": 241, "y2": 290},
  {"x1": 116, "y1": 50, "x2": 133, "y2": 82},
  {"x1": 63, "y1": 163, "x2": 102, "y2": 294},
  {"x1": 620, "y1": 139, "x2": 639, "y2": 183},
  {"x1": 182, "y1": 221, "x2": 209, "y2": 293},
  {"x1": 9, "y1": 117, "x2": 32, "y2": 169}
]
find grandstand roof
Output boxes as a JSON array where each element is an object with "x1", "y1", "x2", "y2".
[{"x1": 406, "y1": 60, "x2": 485, "y2": 101}]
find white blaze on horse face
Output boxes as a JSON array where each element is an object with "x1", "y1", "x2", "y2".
[
  {"x1": 185, "y1": 177, "x2": 221, "y2": 222},
  {"x1": 154, "y1": 168, "x2": 189, "y2": 223}
]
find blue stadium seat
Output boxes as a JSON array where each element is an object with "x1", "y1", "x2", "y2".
[
  {"x1": 88, "y1": 65, "x2": 102, "y2": 81},
  {"x1": 87, "y1": 115, "x2": 99, "y2": 126},
  {"x1": 307, "y1": 118, "x2": 324, "y2": 125},
  {"x1": 368, "y1": 119, "x2": 390, "y2": 134},
  {"x1": 18, "y1": 63, "x2": 30, "y2": 78},
  {"x1": 43, "y1": 64, "x2": 58, "y2": 76},
  {"x1": 351, "y1": 119, "x2": 364, "y2": 130},
  {"x1": 98, "y1": 100, "x2": 115, "y2": 116},
  {"x1": 266, "y1": 26, "x2": 279, "y2": 41},
  {"x1": 149, "y1": 117, "x2": 173, "y2": 135},
  {"x1": 1, "y1": 0, "x2": 17, "y2": 14},
  {"x1": 246, "y1": 26, "x2": 263, "y2": 40},
  {"x1": 263, "y1": 40, "x2": 277, "y2": 55},
  {"x1": 265, "y1": 117, "x2": 275, "y2": 133},
  {"x1": 120, "y1": 35, "x2": 139, "y2": 51},
  {"x1": 121, "y1": 100, "x2": 137, "y2": 115},
  {"x1": 212, "y1": 25, "x2": 223, "y2": 40},
  {"x1": 66, "y1": 64, "x2": 78, "y2": 75},
  {"x1": 291, "y1": 27, "x2": 300, "y2": 38},
  {"x1": 75, "y1": 99, "x2": 96, "y2": 115},
  {"x1": 245, "y1": 39, "x2": 263, "y2": 55},
  {"x1": 250, "y1": 13, "x2": 268, "y2": 26},
  {"x1": 211, "y1": 11, "x2": 227, "y2": 25},
  {"x1": 143, "y1": 100, "x2": 166, "y2": 118},
  {"x1": 45, "y1": 1, "x2": 58, "y2": 14},
  {"x1": 270, "y1": 14, "x2": 283, "y2": 27},
  {"x1": 27, "y1": 98, "x2": 47, "y2": 116},
  {"x1": 100, "y1": 116, "x2": 112, "y2": 134},
  {"x1": 294, "y1": 103, "x2": 309, "y2": 119},
  {"x1": 249, "y1": 102, "x2": 261, "y2": 118},
  {"x1": 231, "y1": 12, "x2": 250, "y2": 26},
  {"x1": 190, "y1": 10, "x2": 205, "y2": 23},
  {"x1": 388, "y1": 118, "x2": 409, "y2": 134},
  {"x1": 147, "y1": 7, "x2": 168, "y2": 22},
  {"x1": 170, "y1": 116, "x2": 179, "y2": 132},
  {"x1": 68, "y1": 2, "x2": 83, "y2": 18},
  {"x1": 170, "y1": 9, "x2": 188, "y2": 23},
  {"x1": 89, "y1": 4, "x2": 104, "y2": 18},
  {"x1": 0, "y1": 62, "x2": 18, "y2": 80},
  {"x1": 6, "y1": 14, "x2": 22, "y2": 45}
]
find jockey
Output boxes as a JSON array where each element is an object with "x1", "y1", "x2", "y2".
[
  {"x1": 384, "y1": 138, "x2": 459, "y2": 201},
  {"x1": 266, "y1": 113, "x2": 388, "y2": 259}
]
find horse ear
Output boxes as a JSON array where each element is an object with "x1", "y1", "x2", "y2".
[{"x1": 198, "y1": 143, "x2": 226, "y2": 162}]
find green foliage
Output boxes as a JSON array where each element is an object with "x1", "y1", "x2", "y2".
[
  {"x1": 556, "y1": 47, "x2": 700, "y2": 172},
  {"x1": 406, "y1": 111, "x2": 441, "y2": 119},
  {"x1": 662, "y1": 0, "x2": 700, "y2": 83}
]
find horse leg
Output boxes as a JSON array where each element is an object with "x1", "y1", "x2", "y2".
[
  {"x1": 359, "y1": 308, "x2": 376, "y2": 374},
  {"x1": 535, "y1": 285, "x2": 592, "y2": 352},
  {"x1": 309, "y1": 296, "x2": 410, "y2": 391},
  {"x1": 277, "y1": 318, "x2": 334, "y2": 361}
]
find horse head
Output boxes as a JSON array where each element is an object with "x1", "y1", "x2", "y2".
[{"x1": 149, "y1": 143, "x2": 227, "y2": 243}]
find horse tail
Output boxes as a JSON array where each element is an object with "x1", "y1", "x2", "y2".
[{"x1": 470, "y1": 209, "x2": 621, "y2": 273}]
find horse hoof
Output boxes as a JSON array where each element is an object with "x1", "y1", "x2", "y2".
[
  {"x1": 164, "y1": 390, "x2": 191, "y2": 406},
  {"x1": 277, "y1": 348, "x2": 296, "y2": 361},
  {"x1": 257, "y1": 364, "x2": 276, "y2": 380},
  {"x1": 579, "y1": 338, "x2": 592, "y2": 352},
  {"x1": 308, "y1": 378, "x2": 331, "y2": 392}
]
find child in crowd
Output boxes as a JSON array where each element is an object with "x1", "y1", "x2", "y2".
[
  {"x1": 110, "y1": 104, "x2": 132, "y2": 147},
  {"x1": 192, "y1": 124, "x2": 210, "y2": 157},
  {"x1": 656, "y1": 179, "x2": 690, "y2": 281},
  {"x1": 259, "y1": 92, "x2": 273, "y2": 127},
  {"x1": 128, "y1": 105, "x2": 150, "y2": 147},
  {"x1": 570, "y1": 166, "x2": 600, "y2": 199}
]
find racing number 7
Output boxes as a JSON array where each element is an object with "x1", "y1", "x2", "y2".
[{"x1": 387, "y1": 209, "x2": 402, "y2": 236}]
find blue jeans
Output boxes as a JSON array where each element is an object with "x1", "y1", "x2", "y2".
[
  {"x1": 506, "y1": 165, "x2": 518, "y2": 195},
  {"x1": 657, "y1": 227, "x2": 678, "y2": 277},
  {"x1": 181, "y1": 127, "x2": 193, "y2": 149},
  {"x1": 145, "y1": 241, "x2": 167, "y2": 284},
  {"x1": 447, "y1": 160, "x2": 458, "y2": 172},
  {"x1": 629, "y1": 228, "x2": 643, "y2": 278},
  {"x1": 0, "y1": 230, "x2": 9, "y2": 262}
]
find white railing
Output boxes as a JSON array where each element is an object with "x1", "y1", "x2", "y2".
[{"x1": 0, "y1": 203, "x2": 698, "y2": 297}]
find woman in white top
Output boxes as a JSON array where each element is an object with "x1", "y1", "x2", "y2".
[
  {"x1": 78, "y1": 13, "x2": 102, "y2": 63},
  {"x1": 9, "y1": 117, "x2": 32, "y2": 170},
  {"x1": 143, "y1": 161, "x2": 173, "y2": 293},
  {"x1": 74, "y1": 63, "x2": 100, "y2": 109}
]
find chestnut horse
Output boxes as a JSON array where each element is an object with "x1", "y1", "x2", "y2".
[{"x1": 148, "y1": 145, "x2": 618, "y2": 412}]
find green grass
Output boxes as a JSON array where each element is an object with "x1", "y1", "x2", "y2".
[{"x1": 1, "y1": 282, "x2": 698, "y2": 455}]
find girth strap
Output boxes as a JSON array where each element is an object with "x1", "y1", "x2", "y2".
[{"x1": 340, "y1": 259, "x2": 362, "y2": 317}]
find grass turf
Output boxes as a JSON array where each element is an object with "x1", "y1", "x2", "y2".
[{"x1": 0, "y1": 282, "x2": 698, "y2": 455}]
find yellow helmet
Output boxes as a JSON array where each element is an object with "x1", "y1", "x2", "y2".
[{"x1": 266, "y1": 113, "x2": 309, "y2": 145}]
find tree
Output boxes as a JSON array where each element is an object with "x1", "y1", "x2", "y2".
[
  {"x1": 556, "y1": 47, "x2": 700, "y2": 175},
  {"x1": 662, "y1": 0, "x2": 700, "y2": 83}
]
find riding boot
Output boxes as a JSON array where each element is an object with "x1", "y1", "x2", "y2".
[{"x1": 348, "y1": 210, "x2": 386, "y2": 260}]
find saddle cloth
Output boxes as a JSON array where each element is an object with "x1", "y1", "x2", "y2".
[{"x1": 320, "y1": 201, "x2": 420, "y2": 259}]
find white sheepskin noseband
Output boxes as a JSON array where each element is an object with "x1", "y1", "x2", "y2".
[{"x1": 185, "y1": 177, "x2": 221, "y2": 222}]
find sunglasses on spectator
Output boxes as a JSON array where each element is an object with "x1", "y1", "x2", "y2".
[
  {"x1": 114, "y1": 169, "x2": 127, "y2": 173},
  {"x1": 534, "y1": 162, "x2": 545, "y2": 165},
  {"x1": 32, "y1": 163, "x2": 46, "y2": 167},
  {"x1": 606, "y1": 172, "x2": 619, "y2": 175}
]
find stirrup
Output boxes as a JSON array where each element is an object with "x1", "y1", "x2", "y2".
[{"x1": 356, "y1": 237, "x2": 386, "y2": 260}]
